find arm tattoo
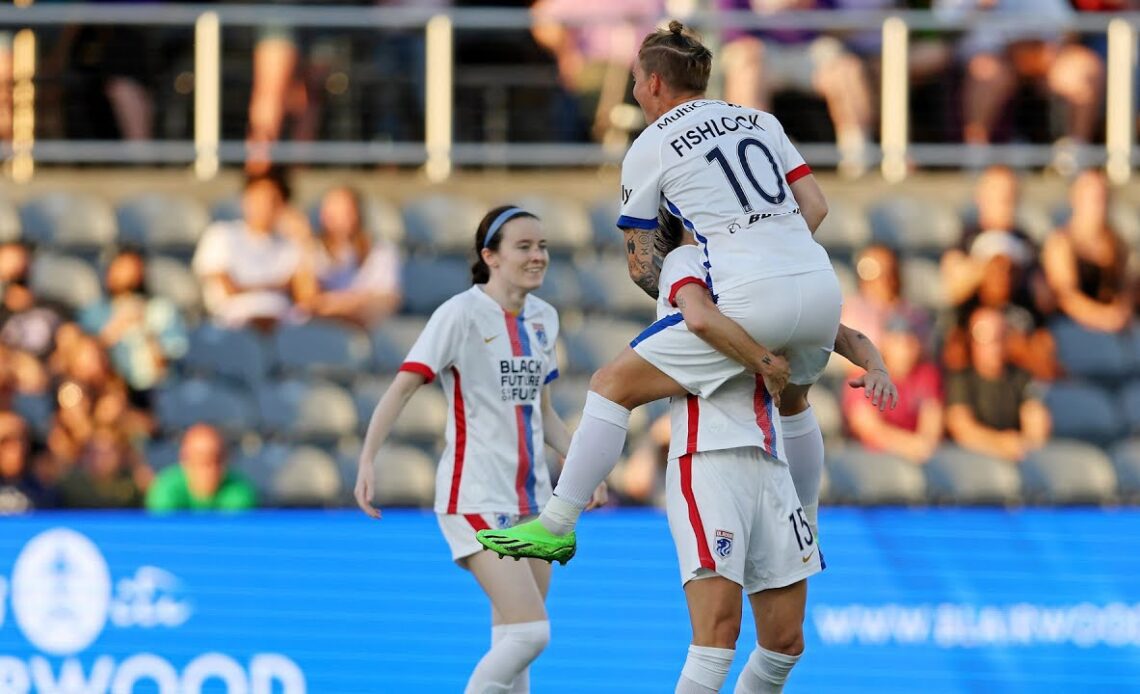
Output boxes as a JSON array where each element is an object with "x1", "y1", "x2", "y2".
[{"x1": 624, "y1": 228, "x2": 661, "y2": 299}]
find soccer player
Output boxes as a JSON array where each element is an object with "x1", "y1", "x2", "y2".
[
  {"x1": 353, "y1": 206, "x2": 604, "y2": 694},
  {"x1": 653, "y1": 224, "x2": 895, "y2": 694},
  {"x1": 477, "y1": 21, "x2": 853, "y2": 564}
]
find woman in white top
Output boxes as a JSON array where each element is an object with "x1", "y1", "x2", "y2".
[{"x1": 354, "y1": 205, "x2": 604, "y2": 694}]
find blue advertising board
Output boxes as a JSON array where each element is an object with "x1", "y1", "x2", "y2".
[{"x1": 0, "y1": 508, "x2": 1137, "y2": 692}]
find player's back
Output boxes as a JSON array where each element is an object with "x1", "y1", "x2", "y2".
[{"x1": 619, "y1": 99, "x2": 832, "y2": 295}]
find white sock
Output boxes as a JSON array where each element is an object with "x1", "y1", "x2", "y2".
[
  {"x1": 492, "y1": 625, "x2": 529, "y2": 693},
  {"x1": 676, "y1": 645, "x2": 735, "y2": 693},
  {"x1": 466, "y1": 621, "x2": 549, "y2": 694},
  {"x1": 734, "y1": 645, "x2": 800, "y2": 694},
  {"x1": 541, "y1": 392, "x2": 630, "y2": 535},
  {"x1": 780, "y1": 406, "x2": 823, "y2": 538}
]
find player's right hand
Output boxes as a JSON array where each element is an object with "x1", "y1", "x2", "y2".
[
  {"x1": 759, "y1": 353, "x2": 790, "y2": 407},
  {"x1": 354, "y1": 460, "x2": 382, "y2": 519}
]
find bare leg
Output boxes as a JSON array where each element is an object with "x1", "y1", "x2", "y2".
[
  {"x1": 1047, "y1": 44, "x2": 1104, "y2": 144},
  {"x1": 722, "y1": 38, "x2": 769, "y2": 111},
  {"x1": 104, "y1": 77, "x2": 153, "y2": 141},
  {"x1": 962, "y1": 52, "x2": 1016, "y2": 144},
  {"x1": 734, "y1": 581, "x2": 807, "y2": 693}
]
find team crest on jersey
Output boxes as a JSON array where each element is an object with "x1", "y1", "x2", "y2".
[
  {"x1": 714, "y1": 530, "x2": 734, "y2": 558},
  {"x1": 495, "y1": 514, "x2": 513, "y2": 529},
  {"x1": 531, "y1": 322, "x2": 548, "y2": 349}
]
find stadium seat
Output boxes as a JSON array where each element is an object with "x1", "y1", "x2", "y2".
[
  {"x1": 813, "y1": 197, "x2": 870, "y2": 261},
  {"x1": 900, "y1": 256, "x2": 946, "y2": 310},
  {"x1": 29, "y1": 253, "x2": 102, "y2": 311},
  {"x1": 0, "y1": 198, "x2": 21, "y2": 243},
  {"x1": 1051, "y1": 318, "x2": 1132, "y2": 381},
  {"x1": 589, "y1": 197, "x2": 623, "y2": 250},
  {"x1": 370, "y1": 316, "x2": 428, "y2": 372},
  {"x1": 12, "y1": 392, "x2": 52, "y2": 438},
  {"x1": 271, "y1": 445, "x2": 343, "y2": 507},
  {"x1": 867, "y1": 197, "x2": 961, "y2": 257},
  {"x1": 825, "y1": 446, "x2": 926, "y2": 505},
  {"x1": 1043, "y1": 381, "x2": 1125, "y2": 446},
  {"x1": 1120, "y1": 379, "x2": 1140, "y2": 435},
  {"x1": 155, "y1": 379, "x2": 258, "y2": 436},
  {"x1": 562, "y1": 319, "x2": 645, "y2": 374},
  {"x1": 578, "y1": 256, "x2": 657, "y2": 319},
  {"x1": 143, "y1": 437, "x2": 183, "y2": 472},
  {"x1": 19, "y1": 191, "x2": 117, "y2": 252},
  {"x1": 145, "y1": 255, "x2": 203, "y2": 317},
  {"x1": 508, "y1": 194, "x2": 593, "y2": 255},
  {"x1": 925, "y1": 445, "x2": 1021, "y2": 505},
  {"x1": 184, "y1": 324, "x2": 269, "y2": 385},
  {"x1": 401, "y1": 193, "x2": 485, "y2": 253},
  {"x1": 401, "y1": 257, "x2": 473, "y2": 315},
  {"x1": 531, "y1": 264, "x2": 583, "y2": 309},
  {"x1": 209, "y1": 195, "x2": 242, "y2": 223},
  {"x1": 272, "y1": 320, "x2": 371, "y2": 380},
  {"x1": 352, "y1": 376, "x2": 448, "y2": 442},
  {"x1": 233, "y1": 441, "x2": 290, "y2": 497},
  {"x1": 362, "y1": 443, "x2": 436, "y2": 507},
  {"x1": 256, "y1": 379, "x2": 358, "y2": 442},
  {"x1": 308, "y1": 193, "x2": 406, "y2": 246},
  {"x1": 1021, "y1": 439, "x2": 1117, "y2": 505},
  {"x1": 117, "y1": 192, "x2": 209, "y2": 253},
  {"x1": 1109, "y1": 438, "x2": 1140, "y2": 501}
]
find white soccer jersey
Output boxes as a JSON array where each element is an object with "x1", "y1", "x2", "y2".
[
  {"x1": 399, "y1": 286, "x2": 559, "y2": 515},
  {"x1": 619, "y1": 99, "x2": 831, "y2": 295},
  {"x1": 656, "y1": 246, "x2": 783, "y2": 462}
]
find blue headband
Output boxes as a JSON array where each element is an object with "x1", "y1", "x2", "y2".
[{"x1": 483, "y1": 207, "x2": 528, "y2": 249}]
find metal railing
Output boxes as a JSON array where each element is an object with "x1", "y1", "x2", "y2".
[{"x1": 0, "y1": 4, "x2": 1137, "y2": 183}]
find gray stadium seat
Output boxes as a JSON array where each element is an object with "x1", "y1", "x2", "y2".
[
  {"x1": 352, "y1": 375, "x2": 448, "y2": 443},
  {"x1": 901, "y1": 256, "x2": 946, "y2": 310},
  {"x1": 145, "y1": 255, "x2": 203, "y2": 317},
  {"x1": 271, "y1": 445, "x2": 343, "y2": 507},
  {"x1": 307, "y1": 193, "x2": 406, "y2": 246},
  {"x1": 1021, "y1": 439, "x2": 1117, "y2": 505},
  {"x1": 29, "y1": 253, "x2": 102, "y2": 311},
  {"x1": 402, "y1": 193, "x2": 485, "y2": 253},
  {"x1": 401, "y1": 257, "x2": 472, "y2": 315},
  {"x1": 184, "y1": 324, "x2": 269, "y2": 385},
  {"x1": 143, "y1": 437, "x2": 183, "y2": 472},
  {"x1": 508, "y1": 194, "x2": 593, "y2": 254},
  {"x1": 20, "y1": 191, "x2": 117, "y2": 251},
  {"x1": 813, "y1": 197, "x2": 870, "y2": 260},
  {"x1": 0, "y1": 198, "x2": 21, "y2": 243},
  {"x1": 117, "y1": 193, "x2": 209, "y2": 253},
  {"x1": 1121, "y1": 380, "x2": 1140, "y2": 435},
  {"x1": 825, "y1": 446, "x2": 926, "y2": 505},
  {"x1": 925, "y1": 445, "x2": 1021, "y2": 505},
  {"x1": 562, "y1": 318, "x2": 644, "y2": 374},
  {"x1": 589, "y1": 197, "x2": 623, "y2": 250},
  {"x1": 257, "y1": 379, "x2": 358, "y2": 442},
  {"x1": 233, "y1": 442, "x2": 290, "y2": 497},
  {"x1": 1051, "y1": 318, "x2": 1132, "y2": 380},
  {"x1": 868, "y1": 197, "x2": 961, "y2": 256},
  {"x1": 370, "y1": 316, "x2": 428, "y2": 372},
  {"x1": 363, "y1": 443, "x2": 436, "y2": 507},
  {"x1": 209, "y1": 196, "x2": 242, "y2": 223},
  {"x1": 531, "y1": 264, "x2": 583, "y2": 309},
  {"x1": 12, "y1": 392, "x2": 52, "y2": 438},
  {"x1": 155, "y1": 379, "x2": 257, "y2": 436},
  {"x1": 272, "y1": 320, "x2": 371, "y2": 379},
  {"x1": 1043, "y1": 381, "x2": 1125, "y2": 445},
  {"x1": 1109, "y1": 438, "x2": 1140, "y2": 501},
  {"x1": 578, "y1": 256, "x2": 657, "y2": 319}
]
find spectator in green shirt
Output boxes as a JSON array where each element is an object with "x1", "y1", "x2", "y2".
[{"x1": 146, "y1": 424, "x2": 257, "y2": 512}]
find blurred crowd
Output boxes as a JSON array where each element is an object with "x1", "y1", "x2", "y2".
[{"x1": 0, "y1": 0, "x2": 1137, "y2": 175}]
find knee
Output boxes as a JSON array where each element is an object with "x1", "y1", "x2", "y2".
[
  {"x1": 694, "y1": 609, "x2": 742, "y2": 650},
  {"x1": 588, "y1": 364, "x2": 621, "y2": 400},
  {"x1": 765, "y1": 624, "x2": 805, "y2": 657},
  {"x1": 968, "y1": 54, "x2": 1012, "y2": 87},
  {"x1": 507, "y1": 620, "x2": 550, "y2": 659}
]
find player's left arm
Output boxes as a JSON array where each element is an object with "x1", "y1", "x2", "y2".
[
  {"x1": 836, "y1": 323, "x2": 898, "y2": 411},
  {"x1": 673, "y1": 284, "x2": 790, "y2": 402}
]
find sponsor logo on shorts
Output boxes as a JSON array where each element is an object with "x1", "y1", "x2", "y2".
[{"x1": 714, "y1": 530, "x2": 734, "y2": 559}]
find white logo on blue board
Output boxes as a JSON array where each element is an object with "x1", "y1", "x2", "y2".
[
  {"x1": 714, "y1": 529, "x2": 734, "y2": 559},
  {"x1": 10, "y1": 528, "x2": 111, "y2": 655}
]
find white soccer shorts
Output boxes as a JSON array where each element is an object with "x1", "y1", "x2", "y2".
[
  {"x1": 437, "y1": 512, "x2": 521, "y2": 562},
  {"x1": 665, "y1": 447, "x2": 823, "y2": 594},
  {"x1": 632, "y1": 269, "x2": 842, "y2": 399}
]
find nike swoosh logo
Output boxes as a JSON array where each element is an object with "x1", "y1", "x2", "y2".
[
  {"x1": 801, "y1": 550, "x2": 816, "y2": 564},
  {"x1": 483, "y1": 335, "x2": 498, "y2": 344}
]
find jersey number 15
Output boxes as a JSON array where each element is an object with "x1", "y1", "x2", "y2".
[{"x1": 705, "y1": 138, "x2": 787, "y2": 214}]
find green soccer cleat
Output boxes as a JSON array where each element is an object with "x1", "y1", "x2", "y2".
[{"x1": 476, "y1": 519, "x2": 577, "y2": 565}]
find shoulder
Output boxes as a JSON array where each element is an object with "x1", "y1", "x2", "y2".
[
  {"x1": 623, "y1": 127, "x2": 664, "y2": 165},
  {"x1": 525, "y1": 294, "x2": 558, "y2": 321}
]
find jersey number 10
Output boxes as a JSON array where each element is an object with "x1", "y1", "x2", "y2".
[{"x1": 705, "y1": 138, "x2": 787, "y2": 214}]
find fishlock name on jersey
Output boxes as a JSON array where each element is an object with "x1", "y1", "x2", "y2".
[
  {"x1": 669, "y1": 114, "x2": 766, "y2": 157},
  {"x1": 500, "y1": 358, "x2": 543, "y2": 402}
]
